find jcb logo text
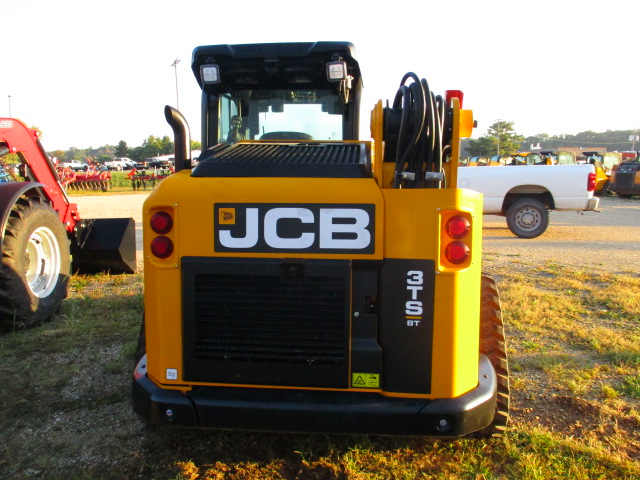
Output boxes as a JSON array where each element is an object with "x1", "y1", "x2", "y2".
[{"x1": 214, "y1": 203, "x2": 375, "y2": 254}]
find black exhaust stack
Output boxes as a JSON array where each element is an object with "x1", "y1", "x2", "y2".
[{"x1": 165, "y1": 106, "x2": 191, "y2": 172}]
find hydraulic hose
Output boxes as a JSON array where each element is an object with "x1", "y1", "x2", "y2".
[{"x1": 384, "y1": 73, "x2": 447, "y2": 188}]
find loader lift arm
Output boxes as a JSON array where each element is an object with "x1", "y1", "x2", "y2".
[{"x1": 0, "y1": 118, "x2": 80, "y2": 232}]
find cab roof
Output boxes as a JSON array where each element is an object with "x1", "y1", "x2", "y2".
[{"x1": 191, "y1": 41, "x2": 361, "y2": 91}]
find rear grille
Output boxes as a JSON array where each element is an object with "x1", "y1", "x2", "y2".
[
  {"x1": 616, "y1": 172, "x2": 634, "y2": 189},
  {"x1": 191, "y1": 142, "x2": 371, "y2": 178},
  {"x1": 182, "y1": 257, "x2": 351, "y2": 388},
  {"x1": 210, "y1": 143, "x2": 364, "y2": 165},
  {"x1": 193, "y1": 274, "x2": 346, "y2": 364}
]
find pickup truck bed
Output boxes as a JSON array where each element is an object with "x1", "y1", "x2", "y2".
[{"x1": 457, "y1": 163, "x2": 599, "y2": 238}]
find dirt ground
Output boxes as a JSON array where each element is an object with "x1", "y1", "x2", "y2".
[
  {"x1": 482, "y1": 195, "x2": 639, "y2": 274},
  {"x1": 1, "y1": 192, "x2": 634, "y2": 479},
  {"x1": 73, "y1": 193, "x2": 640, "y2": 274}
]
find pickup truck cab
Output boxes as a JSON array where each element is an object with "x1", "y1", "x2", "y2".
[{"x1": 458, "y1": 163, "x2": 599, "y2": 238}]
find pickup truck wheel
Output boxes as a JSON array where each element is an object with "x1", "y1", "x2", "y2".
[
  {"x1": 0, "y1": 197, "x2": 70, "y2": 328},
  {"x1": 506, "y1": 197, "x2": 548, "y2": 238},
  {"x1": 475, "y1": 273, "x2": 510, "y2": 438}
]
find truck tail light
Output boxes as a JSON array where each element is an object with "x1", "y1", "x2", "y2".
[
  {"x1": 441, "y1": 212, "x2": 472, "y2": 268},
  {"x1": 445, "y1": 241, "x2": 470, "y2": 264},
  {"x1": 151, "y1": 236, "x2": 174, "y2": 259},
  {"x1": 149, "y1": 210, "x2": 175, "y2": 259},
  {"x1": 150, "y1": 211, "x2": 173, "y2": 234},
  {"x1": 587, "y1": 172, "x2": 596, "y2": 192},
  {"x1": 445, "y1": 215, "x2": 470, "y2": 239}
]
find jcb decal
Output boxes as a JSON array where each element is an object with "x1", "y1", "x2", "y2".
[
  {"x1": 218, "y1": 208, "x2": 236, "y2": 225},
  {"x1": 214, "y1": 203, "x2": 375, "y2": 253}
]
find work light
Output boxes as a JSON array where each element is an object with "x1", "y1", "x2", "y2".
[{"x1": 200, "y1": 64, "x2": 220, "y2": 84}]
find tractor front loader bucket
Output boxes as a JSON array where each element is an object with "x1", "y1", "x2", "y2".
[{"x1": 71, "y1": 218, "x2": 136, "y2": 274}]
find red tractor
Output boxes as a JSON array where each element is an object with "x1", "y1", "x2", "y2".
[{"x1": 0, "y1": 118, "x2": 136, "y2": 328}]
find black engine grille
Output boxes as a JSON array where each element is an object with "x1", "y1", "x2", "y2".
[
  {"x1": 615, "y1": 172, "x2": 634, "y2": 189},
  {"x1": 191, "y1": 142, "x2": 371, "y2": 178},
  {"x1": 194, "y1": 274, "x2": 346, "y2": 363},
  {"x1": 182, "y1": 257, "x2": 351, "y2": 388}
]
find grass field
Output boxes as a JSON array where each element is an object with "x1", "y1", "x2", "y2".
[{"x1": 0, "y1": 261, "x2": 638, "y2": 479}]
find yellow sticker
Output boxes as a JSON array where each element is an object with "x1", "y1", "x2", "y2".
[
  {"x1": 219, "y1": 208, "x2": 236, "y2": 225},
  {"x1": 352, "y1": 373, "x2": 380, "y2": 388}
]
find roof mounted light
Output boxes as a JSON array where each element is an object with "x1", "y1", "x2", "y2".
[
  {"x1": 326, "y1": 60, "x2": 348, "y2": 81},
  {"x1": 326, "y1": 57, "x2": 353, "y2": 104},
  {"x1": 200, "y1": 64, "x2": 220, "y2": 84}
]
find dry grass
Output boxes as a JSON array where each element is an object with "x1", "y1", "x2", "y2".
[{"x1": 0, "y1": 262, "x2": 638, "y2": 479}]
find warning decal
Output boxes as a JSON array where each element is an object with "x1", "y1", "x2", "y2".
[{"x1": 352, "y1": 373, "x2": 380, "y2": 388}]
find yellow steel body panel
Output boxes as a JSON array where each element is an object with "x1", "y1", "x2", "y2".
[
  {"x1": 142, "y1": 91, "x2": 481, "y2": 400},
  {"x1": 143, "y1": 167, "x2": 483, "y2": 400},
  {"x1": 369, "y1": 100, "x2": 385, "y2": 185},
  {"x1": 143, "y1": 172, "x2": 384, "y2": 390},
  {"x1": 594, "y1": 164, "x2": 609, "y2": 192},
  {"x1": 381, "y1": 187, "x2": 483, "y2": 397}
]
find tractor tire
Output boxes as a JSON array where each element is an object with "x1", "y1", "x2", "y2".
[
  {"x1": 475, "y1": 273, "x2": 510, "y2": 438},
  {"x1": 0, "y1": 197, "x2": 70, "y2": 329},
  {"x1": 506, "y1": 197, "x2": 549, "y2": 238}
]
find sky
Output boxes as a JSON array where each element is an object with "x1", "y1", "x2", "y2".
[{"x1": 2, "y1": 0, "x2": 639, "y2": 151}]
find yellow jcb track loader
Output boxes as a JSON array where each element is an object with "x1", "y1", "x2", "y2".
[
  {"x1": 132, "y1": 42, "x2": 509, "y2": 437},
  {"x1": 582, "y1": 151, "x2": 622, "y2": 193}
]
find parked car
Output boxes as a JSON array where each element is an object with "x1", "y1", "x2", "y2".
[
  {"x1": 133, "y1": 160, "x2": 149, "y2": 170},
  {"x1": 610, "y1": 157, "x2": 640, "y2": 198},
  {"x1": 59, "y1": 159, "x2": 89, "y2": 171},
  {"x1": 457, "y1": 162, "x2": 599, "y2": 238},
  {"x1": 104, "y1": 157, "x2": 135, "y2": 171},
  {"x1": 147, "y1": 156, "x2": 174, "y2": 169}
]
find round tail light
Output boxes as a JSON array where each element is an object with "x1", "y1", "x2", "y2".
[
  {"x1": 445, "y1": 241, "x2": 469, "y2": 264},
  {"x1": 151, "y1": 236, "x2": 174, "y2": 259},
  {"x1": 445, "y1": 215, "x2": 470, "y2": 239},
  {"x1": 150, "y1": 211, "x2": 173, "y2": 234}
]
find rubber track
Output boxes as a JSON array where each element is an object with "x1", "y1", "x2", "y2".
[{"x1": 476, "y1": 273, "x2": 510, "y2": 437}]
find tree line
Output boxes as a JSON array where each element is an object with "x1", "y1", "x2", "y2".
[
  {"x1": 462, "y1": 122, "x2": 639, "y2": 157},
  {"x1": 47, "y1": 135, "x2": 202, "y2": 164}
]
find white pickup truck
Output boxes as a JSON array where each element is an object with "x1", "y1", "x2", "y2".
[
  {"x1": 457, "y1": 163, "x2": 599, "y2": 238},
  {"x1": 59, "y1": 159, "x2": 89, "y2": 171},
  {"x1": 103, "y1": 157, "x2": 135, "y2": 171}
]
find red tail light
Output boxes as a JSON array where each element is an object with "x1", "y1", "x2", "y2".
[
  {"x1": 445, "y1": 215, "x2": 470, "y2": 239},
  {"x1": 150, "y1": 211, "x2": 173, "y2": 234},
  {"x1": 445, "y1": 241, "x2": 470, "y2": 264},
  {"x1": 441, "y1": 211, "x2": 472, "y2": 269},
  {"x1": 151, "y1": 236, "x2": 174, "y2": 259},
  {"x1": 587, "y1": 172, "x2": 596, "y2": 192}
]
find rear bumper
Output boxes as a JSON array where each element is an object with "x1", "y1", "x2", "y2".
[
  {"x1": 132, "y1": 355, "x2": 497, "y2": 437},
  {"x1": 586, "y1": 197, "x2": 600, "y2": 211}
]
